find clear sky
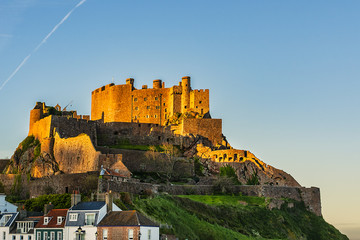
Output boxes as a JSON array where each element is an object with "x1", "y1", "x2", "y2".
[{"x1": 0, "y1": 0, "x2": 359, "y2": 238}]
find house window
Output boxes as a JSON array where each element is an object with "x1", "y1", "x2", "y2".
[
  {"x1": 165, "y1": 108, "x2": 167, "y2": 112},
  {"x1": 156, "y1": 106, "x2": 160, "y2": 109},
  {"x1": 2, "y1": 231, "x2": 5, "y2": 240},
  {"x1": 163, "y1": 103, "x2": 166, "y2": 106},
  {"x1": 128, "y1": 229, "x2": 134, "y2": 240},
  {"x1": 146, "y1": 115, "x2": 149, "y2": 118},
  {"x1": 135, "y1": 107, "x2": 138, "y2": 110},
  {"x1": 154, "y1": 115, "x2": 157, "y2": 118},
  {"x1": 103, "y1": 229, "x2": 108, "y2": 240},
  {"x1": 144, "y1": 97, "x2": 147, "y2": 101},
  {"x1": 57, "y1": 232, "x2": 62, "y2": 240},
  {"x1": 134, "y1": 98, "x2": 137, "y2": 102},
  {"x1": 199, "y1": 101, "x2": 202, "y2": 104},
  {"x1": 44, "y1": 232, "x2": 48, "y2": 240},
  {"x1": 146, "y1": 106, "x2": 150, "y2": 109},
  {"x1": 69, "y1": 213, "x2": 78, "y2": 221},
  {"x1": 44, "y1": 217, "x2": 50, "y2": 225},
  {"x1": 12, "y1": 236, "x2": 15, "y2": 240},
  {"x1": 57, "y1": 217, "x2": 63, "y2": 224},
  {"x1": 155, "y1": 97, "x2": 158, "y2": 100},
  {"x1": 148, "y1": 229, "x2": 151, "y2": 240},
  {"x1": 85, "y1": 213, "x2": 96, "y2": 225},
  {"x1": 50, "y1": 232, "x2": 55, "y2": 240},
  {"x1": 28, "y1": 236, "x2": 31, "y2": 240},
  {"x1": 234, "y1": 154, "x2": 238, "y2": 161},
  {"x1": 37, "y1": 232, "x2": 41, "y2": 240},
  {"x1": 165, "y1": 114, "x2": 167, "y2": 119}
]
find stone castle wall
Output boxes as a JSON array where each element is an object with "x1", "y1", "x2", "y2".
[
  {"x1": 181, "y1": 118, "x2": 222, "y2": 145},
  {"x1": 91, "y1": 77, "x2": 210, "y2": 125},
  {"x1": 98, "y1": 180, "x2": 321, "y2": 216}
]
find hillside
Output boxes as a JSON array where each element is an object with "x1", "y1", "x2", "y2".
[{"x1": 133, "y1": 194, "x2": 348, "y2": 240}]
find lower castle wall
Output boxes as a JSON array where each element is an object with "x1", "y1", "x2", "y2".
[
  {"x1": 99, "y1": 180, "x2": 321, "y2": 216},
  {"x1": 96, "y1": 122, "x2": 178, "y2": 146},
  {"x1": 53, "y1": 133, "x2": 122, "y2": 174},
  {"x1": 181, "y1": 118, "x2": 222, "y2": 146}
]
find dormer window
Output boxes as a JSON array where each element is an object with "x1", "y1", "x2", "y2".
[
  {"x1": 44, "y1": 217, "x2": 50, "y2": 225},
  {"x1": 85, "y1": 213, "x2": 96, "y2": 225},
  {"x1": 57, "y1": 216, "x2": 63, "y2": 224},
  {"x1": 69, "y1": 213, "x2": 78, "y2": 221}
]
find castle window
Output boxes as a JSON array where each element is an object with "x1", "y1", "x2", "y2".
[
  {"x1": 184, "y1": 106, "x2": 187, "y2": 109},
  {"x1": 155, "y1": 97, "x2": 158, "y2": 100},
  {"x1": 199, "y1": 101, "x2": 202, "y2": 104},
  {"x1": 135, "y1": 107, "x2": 138, "y2": 110},
  {"x1": 156, "y1": 106, "x2": 160, "y2": 109},
  {"x1": 165, "y1": 114, "x2": 167, "y2": 119},
  {"x1": 234, "y1": 154, "x2": 238, "y2": 161},
  {"x1": 146, "y1": 115, "x2": 149, "y2": 118},
  {"x1": 201, "y1": 109, "x2": 203, "y2": 115},
  {"x1": 196, "y1": 106, "x2": 198, "y2": 108},
  {"x1": 154, "y1": 115, "x2": 157, "y2": 118},
  {"x1": 147, "y1": 106, "x2": 150, "y2": 109},
  {"x1": 224, "y1": 154, "x2": 227, "y2": 159},
  {"x1": 229, "y1": 157, "x2": 233, "y2": 161},
  {"x1": 163, "y1": 103, "x2": 166, "y2": 106},
  {"x1": 144, "y1": 97, "x2": 147, "y2": 101},
  {"x1": 134, "y1": 98, "x2": 138, "y2": 102},
  {"x1": 165, "y1": 108, "x2": 167, "y2": 112},
  {"x1": 219, "y1": 157, "x2": 222, "y2": 162}
]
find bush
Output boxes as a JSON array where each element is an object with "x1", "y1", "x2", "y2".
[
  {"x1": 219, "y1": 165, "x2": 240, "y2": 184},
  {"x1": 194, "y1": 157, "x2": 204, "y2": 176},
  {"x1": 246, "y1": 171, "x2": 260, "y2": 185},
  {"x1": 24, "y1": 194, "x2": 71, "y2": 212}
]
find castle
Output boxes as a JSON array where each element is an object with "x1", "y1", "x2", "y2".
[
  {"x1": 19, "y1": 76, "x2": 300, "y2": 188},
  {"x1": 1, "y1": 75, "x2": 323, "y2": 216}
]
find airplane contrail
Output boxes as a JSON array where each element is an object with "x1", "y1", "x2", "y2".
[{"x1": 0, "y1": 0, "x2": 87, "y2": 91}]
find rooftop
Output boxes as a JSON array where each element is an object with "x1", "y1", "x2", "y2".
[
  {"x1": 70, "y1": 201, "x2": 106, "y2": 211},
  {"x1": 98, "y1": 210, "x2": 159, "y2": 227}
]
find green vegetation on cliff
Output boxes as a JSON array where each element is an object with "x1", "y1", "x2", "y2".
[{"x1": 134, "y1": 195, "x2": 348, "y2": 240}]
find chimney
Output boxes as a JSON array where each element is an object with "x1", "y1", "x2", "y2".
[
  {"x1": 105, "y1": 192, "x2": 113, "y2": 213},
  {"x1": 71, "y1": 191, "x2": 81, "y2": 207},
  {"x1": 44, "y1": 202, "x2": 54, "y2": 215}
]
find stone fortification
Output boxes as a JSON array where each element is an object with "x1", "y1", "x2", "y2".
[
  {"x1": 91, "y1": 76, "x2": 210, "y2": 125},
  {"x1": 97, "y1": 179, "x2": 321, "y2": 216}
]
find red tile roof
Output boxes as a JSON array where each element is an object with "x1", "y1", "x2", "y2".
[{"x1": 35, "y1": 209, "x2": 68, "y2": 229}]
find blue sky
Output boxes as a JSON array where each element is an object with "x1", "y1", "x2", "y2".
[{"x1": 1, "y1": 0, "x2": 359, "y2": 238}]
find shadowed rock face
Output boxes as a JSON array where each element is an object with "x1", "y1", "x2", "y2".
[{"x1": 225, "y1": 160, "x2": 301, "y2": 187}]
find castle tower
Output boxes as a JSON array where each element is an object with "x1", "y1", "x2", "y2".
[
  {"x1": 153, "y1": 79, "x2": 162, "y2": 89},
  {"x1": 29, "y1": 102, "x2": 43, "y2": 135},
  {"x1": 126, "y1": 78, "x2": 134, "y2": 89},
  {"x1": 181, "y1": 76, "x2": 191, "y2": 112}
]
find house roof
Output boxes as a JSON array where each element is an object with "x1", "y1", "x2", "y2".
[
  {"x1": 70, "y1": 201, "x2": 105, "y2": 211},
  {"x1": 98, "y1": 211, "x2": 159, "y2": 227},
  {"x1": 35, "y1": 209, "x2": 68, "y2": 229},
  {"x1": 0, "y1": 212, "x2": 18, "y2": 227}
]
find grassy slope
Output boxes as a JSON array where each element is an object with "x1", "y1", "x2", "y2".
[{"x1": 134, "y1": 194, "x2": 348, "y2": 240}]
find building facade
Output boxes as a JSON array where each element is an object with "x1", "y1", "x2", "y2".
[{"x1": 34, "y1": 209, "x2": 68, "y2": 240}]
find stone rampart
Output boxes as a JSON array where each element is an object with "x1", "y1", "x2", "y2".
[
  {"x1": 0, "y1": 172, "x2": 99, "y2": 198},
  {"x1": 181, "y1": 118, "x2": 222, "y2": 145},
  {"x1": 99, "y1": 180, "x2": 321, "y2": 216}
]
